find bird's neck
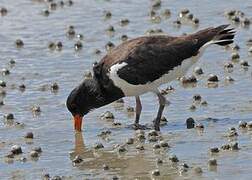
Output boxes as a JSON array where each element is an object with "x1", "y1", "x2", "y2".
[{"x1": 89, "y1": 78, "x2": 124, "y2": 109}]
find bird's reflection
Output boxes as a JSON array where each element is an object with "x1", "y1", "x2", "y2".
[
  {"x1": 71, "y1": 132, "x2": 156, "y2": 179},
  {"x1": 74, "y1": 132, "x2": 86, "y2": 155}
]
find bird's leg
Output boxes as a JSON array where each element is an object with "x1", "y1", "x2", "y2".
[
  {"x1": 154, "y1": 93, "x2": 166, "y2": 131},
  {"x1": 133, "y1": 96, "x2": 143, "y2": 129}
]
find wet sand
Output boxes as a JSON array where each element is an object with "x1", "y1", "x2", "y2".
[{"x1": 0, "y1": 0, "x2": 252, "y2": 179}]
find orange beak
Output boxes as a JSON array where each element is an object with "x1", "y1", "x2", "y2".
[{"x1": 74, "y1": 114, "x2": 83, "y2": 131}]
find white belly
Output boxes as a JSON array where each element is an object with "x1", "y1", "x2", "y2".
[{"x1": 108, "y1": 48, "x2": 205, "y2": 97}]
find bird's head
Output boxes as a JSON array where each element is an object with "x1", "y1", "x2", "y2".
[{"x1": 66, "y1": 79, "x2": 105, "y2": 131}]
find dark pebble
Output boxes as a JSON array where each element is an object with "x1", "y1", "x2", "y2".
[
  {"x1": 243, "y1": 18, "x2": 250, "y2": 26},
  {"x1": 19, "y1": 84, "x2": 26, "y2": 91},
  {"x1": 186, "y1": 117, "x2": 195, "y2": 129},
  {"x1": 169, "y1": 154, "x2": 179, "y2": 162},
  {"x1": 51, "y1": 82, "x2": 59, "y2": 90},
  {"x1": 113, "y1": 122, "x2": 121, "y2": 126},
  {"x1": 208, "y1": 74, "x2": 218, "y2": 82},
  {"x1": 208, "y1": 158, "x2": 217, "y2": 166},
  {"x1": 48, "y1": 42, "x2": 56, "y2": 50},
  {"x1": 232, "y1": 44, "x2": 240, "y2": 51},
  {"x1": 224, "y1": 62, "x2": 234, "y2": 68},
  {"x1": 42, "y1": 9, "x2": 50, "y2": 16},
  {"x1": 56, "y1": 42, "x2": 63, "y2": 50},
  {"x1": 43, "y1": 173, "x2": 50, "y2": 180},
  {"x1": 66, "y1": 0, "x2": 74, "y2": 6},
  {"x1": 225, "y1": 76, "x2": 234, "y2": 82},
  {"x1": 9, "y1": 59, "x2": 16, "y2": 65},
  {"x1": 100, "y1": 111, "x2": 114, "y2": 119},
  {"x1": 74, "y1": 41, "x2": 83, "y2": 51},
  {"x1": 59, "y1": 1, "x2": 64, "y2": 7},
  {"x1": 189, "y1": 105, "x2": 196, "y2": 111},
  {"x1": 2, "y1": 68, "x2": 10, "y2": 75},
  {"x1": 194, "y1": 67, "x2": 203, "y2": 75},
  {"x1": 112, "y1": 175, "x2": 119, "y2": 180},
  {"x1": 94, "y1": 49, "x2": 101, "y2": 55},
  {"x1": 193, "y1": 94, "x2": 201, "y2": 101},
  {"x1": 24, "y1": 132, "x2": 33, "y2": 139},
  {"x1": 156, "y1": 158, "x2": 163, "y2": 164},
  {"x1": 51, "y1": 176, "x2": 62, "y2": 180},
  {"x1": 195, "y1": 123, "x2": 204, "y2": 129},
  {"x1": 120, "y1": 19, "x2": 130, "y2": 26},
  {"x1": 105, "y1": 41, "x2": 115, "y2": 51},
  {"x1": 192, "y1": 17, "x2": 199, "y2": 24},
  {"x1": 162, "y1": 9, "x2": 171, "y2": 17},
  {"x1": 173, "y1": 19, "x2": 181, "y2": 26},
  {"x1": 230, "y1": 142, "x2": 239, "y2": 150},
  {"x1": 152, "y1": 0, "x2": 161, "y2": 8},
  {"x1": 248, "y1": 47, "x2": 252, "y2": 53},
  {"x1": 11, "y1": 145, "x2": 22, "y2": 155},
  {"x1": 106, "y1": 25, "x2": 115, "y2": 32},
  {"x1": 121, "y1": 34, "x2": 128, "y2": 41},
  {"x1": 0, "y1": 89, "x2": 7, "y2": 96},
  {"x1": 181, "y1": 163, "x2": 189, "y2": 168},
  {"x1": 149, "y1": 10, "x2": 156, "y2": 17},
  {"x1": 32, "y1": 146, "x2": 42, "y2": 153},
  {"x1": 5, "y1": 113, "x2": 14, "y2": 120},
  {"x1": 185, "y1": 13, "x2": 194, "y2": 20},
  {"x1": 126, "y1": 138, "x2": 134, "y2": 145},
  {"x1": 126, "y1": 106, "x2": 134, "y2": 112},
  {"x1": 247, "y1": 121, "x2": 252, "y2": 128},
  {"x1": 160, "y1": 141, "x2": 169, "y2": 148},
  {"x1": 246, "y1": 39, "x2": 252, "y2": 46},
  {"x1": 67, "y1": 29, "x2": 75, "y2": 37},
  {"x1": 118, "y1": 145, "x2": 127, "y2": 153},
  {"x1": 136, "y1": 145, "x2": 144, "y2": 150},
  {"x1": 180, "y1": 75, "x2": 197, "y2": 83},
  {"x1": 30, "y1": 150, "x2": 39, "y2": 158},
  {"x1": 193, "y1": 167, "x2": 203, "y2": 174},
  {"x1": 152, "y1": 169, "x2": 160, "y2": 176},
  {"x1": 231, "y1": 52, "x2": 240, "y2": 60},
  {"x1": 76, "y1": 34, "x2": 84, "y2": 40},
  {"x1": 32, "y1": 106, "x2": 41, "y2": 113},
  {"x1": 103, "y1": 164, "x2": 109, "y2": 170},
  {"x1": 104, "y1": 10, "x2": 112, "y2": 18},
  {"x1": 148, "y1": 130, "x2": 158, "y2": 137},
  {"x1": 15, "y1": 39, "x2": 24, "y2": 48},
  {"x1": 240, "y1": 60, "x2": 249, "y2": 67},
  {"x1": 179, "y1": 8, "x2": 190, "y2": 17},
  {"x1": 238, "y1": 121, "x2": 247, "y2": 128},
  {"x1": 0, "y1": 7, "x2": 8, "y2": 16},
  {"x1": 72, "y1": 155, "x2": 83, "y2": 163},
  {"x1": 231, "y1": 16, "x2": 240, "y2": 23},
  {"x1": 0, "y1": 80, "x2": 6, "y2": 87},
  {"x1": 49, "y1": 2, "x2": 57, "y2": 10},
  {"x1": 210, "y1": 147, "x2": 219, "y2": 153},
  {"x1": 94, "y1": 143, "x2": 104, "y2": 149},
  {"x1": 153, "y1": 144, "x2": 161, "y2": 149}
]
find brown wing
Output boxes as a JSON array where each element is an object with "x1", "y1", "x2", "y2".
[{"x1": 93, "y1": 35, "x2": 177, "y2": 86}]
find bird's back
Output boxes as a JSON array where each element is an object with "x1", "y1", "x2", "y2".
[{"x1": 93, "y1": 25, "x2": 234, "y2": 95}]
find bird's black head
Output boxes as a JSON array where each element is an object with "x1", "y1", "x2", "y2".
[{"x1": 66, "y1": 78, "x2": 105, "y2": 131}]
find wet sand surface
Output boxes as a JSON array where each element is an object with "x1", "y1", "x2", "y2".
[{"x1": 0, "y1": 0, "x2": 252, "y2": 179}]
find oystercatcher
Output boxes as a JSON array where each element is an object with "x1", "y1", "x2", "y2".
[{"x1": 67, "y1": 24, "x2": 235, "y2": 131}]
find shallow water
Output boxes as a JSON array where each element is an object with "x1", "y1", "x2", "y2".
[{"x1": 0, "y1": 0, "x2": 252, "y2": 179}]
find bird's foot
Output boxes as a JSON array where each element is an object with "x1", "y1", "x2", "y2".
[
  {"x1": 128, "y1": 123, "x2": 150, "y2": 130},
  {"x1": 154, "y1": 125, "x2": 160, "y2": 131}
]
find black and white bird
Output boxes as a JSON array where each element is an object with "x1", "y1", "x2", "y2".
[{"x1": 67, "y1": 24, "x2": 235, "y2": 132}]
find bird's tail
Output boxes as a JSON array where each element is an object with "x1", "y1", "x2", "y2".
[{"x1": 193, "y1": 24, "x2": 235, "y2": 48}]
